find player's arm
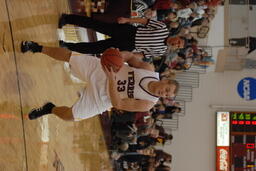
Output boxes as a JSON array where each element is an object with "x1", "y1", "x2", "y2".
[{"x1": 120, "y1": 51, "x2": 155, "y2": 71}]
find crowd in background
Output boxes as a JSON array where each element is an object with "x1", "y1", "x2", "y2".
[
  {"x1": 133, "y1": 0, "x2": 217, "y2": 75},
  {"x1": 110, "y1": 97, "x2": 180, "y2": 170}
]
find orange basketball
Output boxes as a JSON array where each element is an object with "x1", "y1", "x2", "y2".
[{"x1": 101, "y1": 48, "x2": 123, "y2": 72}]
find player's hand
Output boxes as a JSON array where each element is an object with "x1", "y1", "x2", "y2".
[
  {"x1": 117, "y1": 17, "x2": 129, "y2": 24},
  {"x1": 102, "y1": 65, "x2": 115, "y2": 80}
]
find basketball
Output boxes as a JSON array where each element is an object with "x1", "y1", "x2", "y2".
[{"x1": 101, "y1": 48, "x2": 123, "y2": 72}]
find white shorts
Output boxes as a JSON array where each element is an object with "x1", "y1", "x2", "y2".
[{"x1": 69, "y1": 53, "x2": 112, "y2": 121}]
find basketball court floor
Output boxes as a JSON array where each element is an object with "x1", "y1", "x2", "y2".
[{"x1": 0, "y1": 0, "x2": 112, "y2": 170}]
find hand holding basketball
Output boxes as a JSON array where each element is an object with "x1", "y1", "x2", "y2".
[
  {"x1": 102, "y1": 64, "x2": 115, "y2": 81},
  {"x1": 101, "y1": 48, "x2": 123, "y2": 73}
]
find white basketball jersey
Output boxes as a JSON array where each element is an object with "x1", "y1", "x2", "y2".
[{"x1": 114, "y1": 64, "x2": 160, "y2": 103}]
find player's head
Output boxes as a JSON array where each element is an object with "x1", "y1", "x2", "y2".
[{"x1": 153, "y1": 79, "x2": 179, "y2": 98}]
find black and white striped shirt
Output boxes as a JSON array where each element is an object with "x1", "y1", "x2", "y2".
[{"x1": 135, "y1": 19, "x2": 169, "y2": 62}]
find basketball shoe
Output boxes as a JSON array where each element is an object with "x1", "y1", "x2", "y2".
[
  {"x1": 21, "y1": 41, "x2": 42, "y2": 53},
  {"x1": 28, "y1": 102, "x2": 55, "y2": 120}
]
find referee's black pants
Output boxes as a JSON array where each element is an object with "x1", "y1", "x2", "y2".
[{"x1": 62, "y1": 14, "x2": 137, "y2": 54}]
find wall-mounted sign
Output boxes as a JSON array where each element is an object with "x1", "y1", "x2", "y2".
[
  {"x1": 237, "y1": 77, "x2": 256, "y2": 100},
  {"x1": 217, "y1": 112, "x2": 230, "y2": 146}
]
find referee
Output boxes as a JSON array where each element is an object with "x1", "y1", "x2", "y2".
[{"x1": 58, "y1": 14, "x2": 185, "y2": 62}]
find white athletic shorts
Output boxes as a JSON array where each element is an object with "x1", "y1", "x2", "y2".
[{"x1": 69, "y1": 53, "x2": 112, "y2": 121}]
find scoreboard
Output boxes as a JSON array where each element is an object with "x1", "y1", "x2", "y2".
[{"x1": 217, "y1": 111, "x2": 256, "y2": 171}]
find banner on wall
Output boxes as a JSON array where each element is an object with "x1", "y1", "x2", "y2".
[{"x1": 216, "y1": 146, "x2": 229, "y2": 171}]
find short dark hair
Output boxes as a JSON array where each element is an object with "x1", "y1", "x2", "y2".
[
  {"x1": 176, "y1": 107, "x2": 182, "y2": 112},
  {"x1": 166, "y1": 134, "x2": 173, "y2": 140}
]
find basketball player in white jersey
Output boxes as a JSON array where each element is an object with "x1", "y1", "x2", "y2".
[{"x1": 21, "y1": 41, "x2": 179, "y2": 121}]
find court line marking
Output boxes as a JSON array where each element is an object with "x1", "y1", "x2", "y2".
[
  {"x1": 4, "y1": 0, "x2": 29, "y2": 170},
  {"x1": 39, "y1": 116, "x2": 50, "y2": 170}
]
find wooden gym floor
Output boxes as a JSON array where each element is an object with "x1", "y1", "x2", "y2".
[{"x1": 0, "y1": 0, "x2": 112, "y2": 170}]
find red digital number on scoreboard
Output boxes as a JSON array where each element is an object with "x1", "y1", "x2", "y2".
[
  {"x1": 238, "y1": 121, "x2": 244, "y2": 125},
  {"x1": 232, "y1": 121, "x2": 238, "y2": 125},
  {"x1": 245, "y1": 121, "x2": 251, "y2": 125},
  {"x1": 246, "y1": 143, "x2": 255, "y2": 149},
  {"x1": 233, "y1": 121, "x2": 256, "y2": 125}
]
